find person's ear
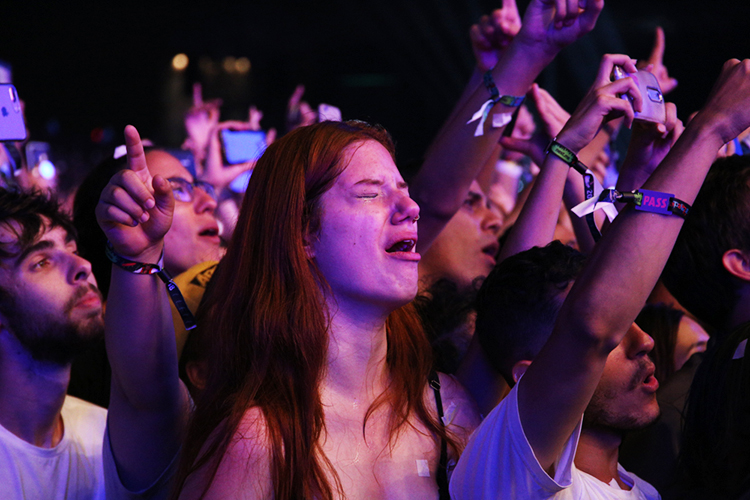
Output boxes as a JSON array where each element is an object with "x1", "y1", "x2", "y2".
[
  {"x1": 722, "y1": 249, "x2": 750, "y2": 282},
  {"x1": 185, "y1": 360, "x2": 207, "y2": 393},
  {"x1": 303, "y1": 229, "x2": 316, "y2": 260},
  {"x1": 511, "y1": 360, "x2": 532, "y2": 384}
]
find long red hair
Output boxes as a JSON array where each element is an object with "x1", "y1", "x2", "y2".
[{"x1": 172, "y1": 121, "x2": 457, "y2": 499}]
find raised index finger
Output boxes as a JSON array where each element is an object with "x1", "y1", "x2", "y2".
[
  {"x1": 192, "y1": 82, "x2": 203, "y2": 107},
  {"x1": 649, "y1": 27, "x2": 666, "y2": 65},
  {"x1": 124, "y1": 125, "x2": 151, "y2": 185}
]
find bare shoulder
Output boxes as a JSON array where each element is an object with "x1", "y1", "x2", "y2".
[
  {"x1": 180, "y1": 407, "x2": 273, "y2": 500},
  {"x1": 436, "y1": 373, "x2": 481, "y2": 440}
]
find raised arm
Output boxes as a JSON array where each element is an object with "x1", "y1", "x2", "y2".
[
  {"x1": 517, "y1": 59, "x2": 750, "y2": 470},
  {"x1": 412, "y1": 0, "x2": 604, "y2": 251},
  {"x1": 96, "y1": 125, "x2": 190, "y2": 491},
  {"x1": 497, "y1": 54, "x2": 640, "y2": 262}
]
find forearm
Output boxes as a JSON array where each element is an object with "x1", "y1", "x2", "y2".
[
  {"x1": 560, "y1": 121, "x2": 723, "y2": 348},
  {"x1": 414, "y1": 42, "x2": 554, "y2": 250},
  {"x1": 105, "y1": 263, "x2": 182, "y2": 410},
  {"x1": 498, "y1": 155, "x2": 569, "y2": 262}
]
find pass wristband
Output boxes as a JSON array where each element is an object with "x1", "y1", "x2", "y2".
[
  {"x1": 105, "y1": 241, "x2": 197, "y2": 330},
  {"x1": 571, "y1": 188, "x2": 691, "y2": 220},
  {"x1": 466, "y1": 71, "x2": 525, "y2": 137}
]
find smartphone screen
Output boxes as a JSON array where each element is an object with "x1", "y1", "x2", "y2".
[
  {"x1": 0, "y1": 85, "x2": 26, "y2": 141},
  {"x1": 221, "y1": 130, "x2": 267, "y2": 165}
]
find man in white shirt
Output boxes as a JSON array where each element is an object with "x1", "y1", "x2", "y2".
[
  {"x1": 450, "y1": 58, "x2": 750, "y2": 499},
  {"x1": 0, "y1": 188, "x2": 106, "y2": 499}
]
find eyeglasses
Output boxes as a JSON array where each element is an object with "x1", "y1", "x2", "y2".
[{"x1": 167, "y1": 177, "x2": 217, "y2": 202}]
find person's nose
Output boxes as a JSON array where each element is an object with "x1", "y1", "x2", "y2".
[
  {"x1": 194, "y1": 185, "x2": 218, "y2": 215},
  {"x1": 392, "y1": 191, "x2": 420, "y2": 225}
]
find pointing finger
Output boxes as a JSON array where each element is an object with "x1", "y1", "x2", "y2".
[{"x1": 649, "y1": 27, "x2": 666, "y2": 65}]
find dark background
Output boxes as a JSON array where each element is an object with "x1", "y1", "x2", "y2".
[{"x1": 2, "y1": 0, "x2": 748, "y2": 186}]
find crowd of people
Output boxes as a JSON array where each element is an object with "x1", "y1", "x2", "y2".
[{"x1": 2, "y1": 0, "x2": 750, "y2": 498}]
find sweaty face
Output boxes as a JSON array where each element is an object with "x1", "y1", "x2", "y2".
[
  {"x1": 420, "y1": 181, "x2": 502, "y2": 289},
  {"x1": 146, "y1": 151, "x2": 224, "y2": 276},
  {"x1": 310, "y1": 140, "x2": 421, "y2": 313},
  {"x1": 584, "y1": 323, "x2": 661, "y2": 432},
  {"x1": 0, "y1": 224, "x2": 103, "y2": 364}
]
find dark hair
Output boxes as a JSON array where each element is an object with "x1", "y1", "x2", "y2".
[
  {"x1": 663, "y1": 155, "x2": 750, "y2": 333},
  {"x1": 0, "y1": 187, "x2": 76, "y2": 259},
  {"x1": 173, "y1": 121, "x2": 458, "y2": 500},
  {"x1": 678, "y1": 324, "x2": 750, "y2": 496},
  {"x1": 413, "y1": 278, "x2": 479, "y2": 374},
  {"x1": 475, "y1": 241, "x2": 586, "y2": 385},
  {"x1": 635, "y1": 303, "x2": 684, "y2": 384}
]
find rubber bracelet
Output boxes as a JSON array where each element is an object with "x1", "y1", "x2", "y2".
[
  {"x1": 546, "y1": 139, "x2": 588, "y2": 175},
  {"x1": 105, "y1": 241, "x2": 197, "y2": 330}
]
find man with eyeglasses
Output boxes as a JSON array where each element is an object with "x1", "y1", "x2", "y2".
[{"x1": 67, "y1": 147, "x2": 225, "y2": 410}]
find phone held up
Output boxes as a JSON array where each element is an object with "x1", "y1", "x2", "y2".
[
  {"x1": 0, "y1": 84, "x2": 26, "y2": 142},
  {"x1": 221, "y1": 129, "x2": 267, "y2": 165},
  {"x1": 613, "y1": 67, "x2": 665, "y2": 125}
]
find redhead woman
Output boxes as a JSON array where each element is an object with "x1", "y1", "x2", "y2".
[{"x1": 97, "y1": 121, "x2": 479, "y2": 500}]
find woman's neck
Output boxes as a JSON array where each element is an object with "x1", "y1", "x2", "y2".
[{"x1": 323, "y1": 298, "x2": 391, "y2": 401}]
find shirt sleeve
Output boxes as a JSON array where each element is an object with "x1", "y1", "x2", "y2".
[
  {"x1": 102, "y1": 423, "x2": 180, "y2": 500},
  {"x1": 449, "y1": 382, "x2": 582, "y2": 499}
]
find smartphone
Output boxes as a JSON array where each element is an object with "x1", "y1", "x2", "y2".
[
  {"x1": 221, "y1": 129, "x2": 266, "y2": 165},
  {"x1": 0, "y1": 85, "x2": 26, "y2": 141},
  {"x1": 613, "y1": 67, "x2": 665, "y2": 124},
  {"x1": 318, "y1": 103, "x2": 342, "y2": 122}
]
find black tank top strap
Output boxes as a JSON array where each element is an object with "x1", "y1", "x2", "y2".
[{"x1": 429, "y1": 370, "x2": 450, "y2": 500}]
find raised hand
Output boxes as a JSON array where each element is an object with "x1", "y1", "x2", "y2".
[
  {"x1": 556, "y1": 54, "x2": 641, "y2": 154},
  {"x1": 286, "y1": 85, "x2": 317, "y2": 132},
  {"x1": 501, "y1": 84, "x2": 571, "y2": 166},
  {"x1": 96, "y1": 125, "x2": 174, "y2": 261},
  {"x1": 638, "y1": 27, "x2": 678, "y2": 95},
  {"x1": 183, "y1": 83, "x2": 222, "y2": 164},
  {"x1": 620, "y1": 102, "x2": 683, "y2": 185},
  {"x1": 470, "y1": 0, "x2": 522, "y2": 72},
  {"x1": 515, "y1": 0, "x2": 604, "y2": 57},
  {"x1": 695, "y1": 59, "x2": 750, "y2": 146}
]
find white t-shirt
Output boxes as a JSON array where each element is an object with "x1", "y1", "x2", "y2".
[
  {"x1": 449, "y1": 383, "x2": 660, "y2": 500},
  {"x1": 0, "y1": 395, "x2": 107, "y2": 500}
]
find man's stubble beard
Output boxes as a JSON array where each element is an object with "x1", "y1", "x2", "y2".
[{"x1": 4, "y1": 284, "x2": 104, "y2": 365}]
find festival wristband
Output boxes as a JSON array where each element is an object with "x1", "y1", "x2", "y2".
[
  {"x1": 545, "y1": 140, "x2": 587, "y2": 175},
  {"x1": 571, "y1": 188, "x2": 691, "y2": 219},
  {"x1": 546, "y1": 139, "x2": 617, "y2": 241},
  {"x1": 466, "y1": 71, "x2": 525, "y2": 137},
  {"x1": 105, "y1": 241, "x2": 197, "y2": 330}
]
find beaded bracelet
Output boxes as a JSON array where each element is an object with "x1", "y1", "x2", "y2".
[{"x1": 105, "y1": 241, "x2": 197, "y2": 330}]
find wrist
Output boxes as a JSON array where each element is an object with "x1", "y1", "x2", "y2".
[
  {"x1": 491, "y1": 41, "x2": 551, "y2": 96},
  {"x1": 113, "y1": 242, "x2": 164, "y2": 267},
  {"x1": 688, "y1": 111, "x2": 738, "y2": 150}
]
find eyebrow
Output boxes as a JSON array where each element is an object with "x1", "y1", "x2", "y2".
[
  {"x1": 14, "y1": 240, "x2": 55, "y2": 268},
  {"x1": 353, "y1": 178, "x2": 409, "y2": 189},
  {"x1": 12, "y1": 232, "x2": 74, "y2": 268}
]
